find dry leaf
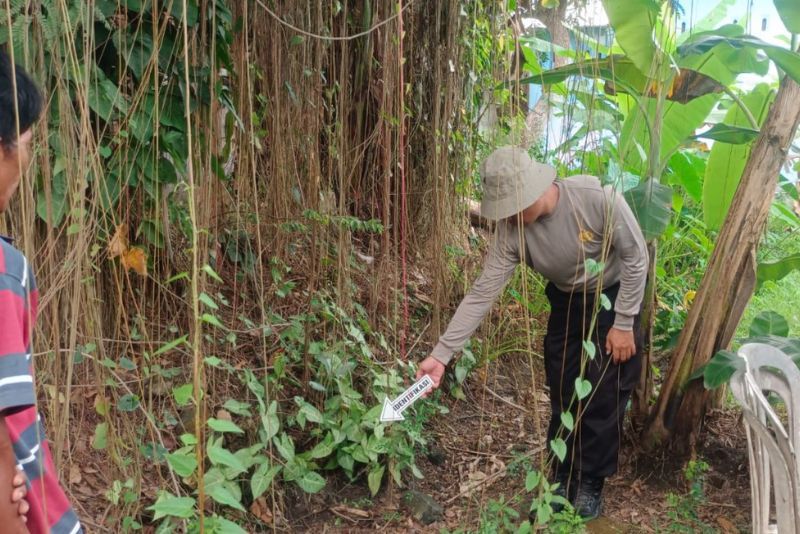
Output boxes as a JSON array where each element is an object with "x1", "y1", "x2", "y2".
[
  {"x1": 216, "y1": 409, "x2": 232, "y2": 422},
  {"x1": 250, "y1": 497, "x2": 273, "y2": 525},
  {"x1": 121, "y1": 247, "x2": 148, "y2": 276},
  {"x1": 108, "y1": 224, "x2": 129, "y2": 258},
  {"x1": 69, "y1": 464, "x2": 82, "y2": 485},
  {"x1": 716, "y1": 516, "x2": 738, "y2": 533}
]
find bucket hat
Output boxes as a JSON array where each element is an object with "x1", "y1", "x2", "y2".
[{"x1": 479, "y1": 146, "x2": 556, "y2": 221}]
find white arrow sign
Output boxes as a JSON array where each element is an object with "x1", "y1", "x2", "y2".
[{"x1": 379, "y1": 375, "x2": 434, "y2": 422}]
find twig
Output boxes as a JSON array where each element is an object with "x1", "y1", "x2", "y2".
[
  {"x1": 444, "y1": 468, "x2": 506, "y2": 505},
  {"x1": 329, "y1": 507, "x2": 370, "y2": 523},
  {"x1": 483, "y1": 385, "x2": 530, "y2": 413},
  {"x1": 441, "y1": 444, "x2": 514, "y2": 459}
]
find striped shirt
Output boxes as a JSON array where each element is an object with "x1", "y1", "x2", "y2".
[{"x1": 0, "y1": 237, "x2": 82, "y2": 534}]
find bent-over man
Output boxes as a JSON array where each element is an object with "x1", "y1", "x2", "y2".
[{"x1": 417, "y1": 146, "x2": 648, "y2": 520}]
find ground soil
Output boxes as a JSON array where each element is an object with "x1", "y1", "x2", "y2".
[
  {"x1": 265, "y1": 352, "x2": 753, "y2": 533},
  {"x1": 57, "y1": 256, "x2": 753, "y2": 533}
]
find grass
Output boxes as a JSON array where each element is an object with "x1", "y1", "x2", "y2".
[{"x1": 735, "y1": 206, "x2": 800, "y2": 342}]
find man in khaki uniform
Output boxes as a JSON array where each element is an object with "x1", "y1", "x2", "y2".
[{"x1": 417, "y1": 146, "x2": 648, "y2": 519}]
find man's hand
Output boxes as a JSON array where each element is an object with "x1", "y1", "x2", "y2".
[
  {"x1": 605, "y1": 327, "x2": 636, "y2": 364},
  {"x1": 416, "y1": 356, "x2": 445, "y2": 397},
  {"x1": 11, "y1": 468, "x2": 27, "y2": 522}
]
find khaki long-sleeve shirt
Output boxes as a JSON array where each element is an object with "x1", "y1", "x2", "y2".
[{"x1": 431, "y1": 175, "x2": 649, "y2": 366}]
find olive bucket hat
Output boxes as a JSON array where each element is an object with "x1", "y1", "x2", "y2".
[{"x1": 479, "y1": 146, "x2": 556, "y2": 221}]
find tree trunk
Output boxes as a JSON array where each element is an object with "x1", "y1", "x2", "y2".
[
  {"x1": 523, "y1": 2, "x2": 570, "y2": 144},
  {"x1": 643, "y1": 73, "x2": 800, "y2": 452},
  {"x1": 631, "y1": 242, "x2": 657, "y2": 425}
]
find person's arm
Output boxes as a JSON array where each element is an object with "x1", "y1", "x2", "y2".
[
  {"x1": 0, "y1": 415, "x2": 27, "y2": 532},
  {"x1": 604, "y1": 187, "x2": 649, "y2": 363},
  {"x1": 418, "y1": 223, "x2": 520, "y2": 388},
  {"x1": 0, "y1": 270, "x2": 39, "y2": 531}
]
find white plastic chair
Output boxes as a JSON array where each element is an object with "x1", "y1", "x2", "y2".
[{"x1": 730, "y1": 343, "x2": 800, "y2": 534}]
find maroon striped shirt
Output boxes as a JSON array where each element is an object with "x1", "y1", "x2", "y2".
[{"x1": 0, "y1": 238, "x2": 81, "y2": 533}]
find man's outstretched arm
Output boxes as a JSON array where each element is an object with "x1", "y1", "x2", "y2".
[{"x1": 418, "y1": 223, "x2": 520, "y2": 390}]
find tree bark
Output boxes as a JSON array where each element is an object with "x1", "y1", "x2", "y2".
[{"x1": 643, "y1": 73, "x2": 800, "y2": 452}]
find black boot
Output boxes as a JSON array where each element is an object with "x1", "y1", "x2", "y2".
[{"x1": 574, "y1": 476, "x2": 604, "y2": 520}]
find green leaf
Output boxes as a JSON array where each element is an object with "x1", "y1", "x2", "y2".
[
  {"x1": 203, "y1": 264, "x2": 224, "y2": 282},
  {"x1": 118, "y1": 394, "x2": 140, "y2": 412},
  {"x1": 757, "y1": 254, "x2": 800, "y2": 289},
  {"x1": 550, "y1": 438, "x2": 567, "y2": 462},
  {"x1": 666, "y1": 151, "x2": 704, "y2": 202},
  {"x1": 172, "y1": 384, "x2": 193, "y2": 407},
  {"x1": 525, "y1": 470, "x2": 541, "y2": 492},
  {"x1": 678, "y1": 34, "x2": 800, "y2": 87},
  {"x1": 252, "y1": 462, "x2": 282, "y2": 499},
  {"x1": 167, "y1": 451, "x2": 197, "y2": 478},
  {"x1": 703, "y1": 83, "x2": 774, "y2": 230},
  {"x1": 296, "y1": 398, "x2": 324, "y2": 424},
  {"x1": 201, "y1": 313, "x2": 225, "y2": 329},
  {"x1": 169, "y1": 0, "x2": 199, "y2": 27},
  {"x1": 296, "y1": 471, "x2": 326, "y2": 494},
  {"x1": 119, "y1": 356, "x2": 137, "y2": 370},
  {"x1": 600, "y1": 294, "x2": 612, "y2": 311},
  {"x1": 36, "y1": 169, "x2": 68, "y2": 226},
  {"x1": 223, "y1": 399, "x2": 252, "y2": 417},
  {"x1": 582, "y1": 340, "x2": 597, "y2": 360},
  {"x1": 273, "y1": 433, "x2": 295, "y2": 462},
  {"x1": 750, "y1": 311, "x2": 790, "y2": 338},
  {"x1": 775, "y1": 0, "x2": 800, "y2": 33},
  {"x1": 199, "y1": 292, "x2": 219, "y2": 310},
  {"x1": 560, "y1": 412, "x2": 574, "y2": 431},
  {"x1": 92, "y1": 422, "x2": 108, "y2": 450},
  {"x1": 149, "y1": 493, "x2": 195, "y2": 520},
  {"x1": 624, "y1": 181, "x2": 673, "y2": 241},
  {"x1": 207, "y1": 418, "x2": 244, "y2": 434},
  {"x1": 698, "y1": 350, "x2": 743, "y2": 389},
  {"x1": 585, "y1": 258, "x2": 605, "y2": 275},
  {"x1": 368, "y1": 464, "x2": 385, "y2": 496},
  {"x1": 694, "y1": 123, "x2": 760, "y2": 144},
  {"x1": 208, "y1": 445, "x2": 247, "y2": 474},
  {"x1": 574, "y1": 378, "x2": 592, "y2": 400},
  {"x1": 206, "y1": 479, "x2": 245, "y2": 512},
  {"x1": 601, "y1": 0, "x2": 665, "y2": 80},
  {"x1": 262, "y1": 401, "x2": 280, "y2": 441},
  {"x1": 309, "y1": 436, "x2": 334, "y2": 459},
  {"x1": 210, "y1": 516, "x2": 249, "y2": 534}
]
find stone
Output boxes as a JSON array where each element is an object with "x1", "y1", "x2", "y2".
[
  {"x1": 402, "y1": 490, "x2": 443, "y2": 525},
  {"x1": 426, "y1": 446, "x2": 446, "y2": 466}
]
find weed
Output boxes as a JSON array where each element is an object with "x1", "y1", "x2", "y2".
[{"x1": 660, "y1": 459, "x2": 715, "y2": 533}]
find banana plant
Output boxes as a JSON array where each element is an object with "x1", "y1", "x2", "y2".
[
  {"x1": 520, "y1": 0, "x2": 800, "y2": 423},
  {"x1": 522, "y1": 2, "x2": 800, "y2": 239}
]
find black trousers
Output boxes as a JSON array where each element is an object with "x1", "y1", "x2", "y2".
[{"x1": 543, "y1": 282, "x2": 642, "y2": 479}]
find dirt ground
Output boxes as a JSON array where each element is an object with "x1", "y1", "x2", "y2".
[
  {"x1": 273, "y1": 352, "x2": 752, "y2": 533},
  {"x1": 61, "y1": 349, "x2": 752, "y2": 533}
]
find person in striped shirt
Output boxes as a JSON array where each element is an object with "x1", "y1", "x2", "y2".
[{"x1": 0, "y1": 49, "x2": 83, "y2": 533}]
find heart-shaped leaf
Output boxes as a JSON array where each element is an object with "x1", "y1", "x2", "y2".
[
  {"x1": 750, "y1": 310, "x2": 790, "y2": 338},
  {"x1": 575, "y1": 378, "x2": 592, "y2": 400},
  {"x1": 582, "y1": 340, "x2": 597, "y2": 360},
  {"x1": 525, "y1": 470, "x2": 541, "y2": 492},
  {"x1": 560, "y1": 412, "x2": 574, "y2": 431},
  {"x1": 550, "y1": 438, "x2": 567, "y2": 462}
]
